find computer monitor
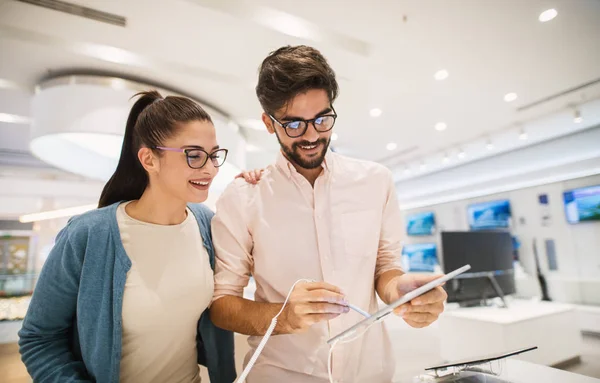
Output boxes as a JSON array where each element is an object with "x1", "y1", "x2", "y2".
[
  {"x1": 441, "y1": 231, "x2": 515, "y2": 305},
  {"x1": 406, "y1": 211, "x2": 436, "y2": 236},
  {"x1": 402, "y1": 243, "x2": 438, "y2": 272},
  {"x1": 467, "y1": 200, "x2": 511, "y2": 230}
]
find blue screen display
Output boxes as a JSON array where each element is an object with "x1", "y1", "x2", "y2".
[
  {"x1": 563, "y1": 185, "x2": 600, "y2": 224},
  {"x1": 467, "y1": 200, "x2": 511, "y2": 229},
  {"x1": 406, "y1": 211, "x2": 435, "y2": 236},
  {"x1": 402, "y1": 243, "x2": 438, "y2": 272}
]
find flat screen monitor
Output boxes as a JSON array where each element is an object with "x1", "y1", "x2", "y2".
[
  {"x1": 467, "y1": 200, "x2": 511, "y2": 230},
  {"x1": 402, "y1": 243, "x2": 438, "y2": 272},
  {"x1": 563, "y1": 185, "x2": 600, "y2": 224},
  {"x1": 441, "y1": 231, "x2": 515, "y2": 304},
  {"x1": 406, "y1": 211, "x2": 435, "y2": 236}
]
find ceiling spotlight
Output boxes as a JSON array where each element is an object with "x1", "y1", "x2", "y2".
[
  {"x1": 331, "y1": 133, "x2": 339, "y2": 141},
  {"x1": 442, "y1": 154, "x2": 450, "y2": 164},
  {"x1": 504, "y1": 93, "x2": 518, "y2": 102},
  {"x1": 519, "y1": 129, "x2": 528, "y2": 140},
  {"x1": 539, "y1": 9, "x2": 558, "y2": 23},
  {"x1": 573, "y1": 109, "x2": 583, "y2": 124},
  {"x1": 370, "y1": 108, "x2": 383, "y2": 118},
  {"x1": 458, "y1": 149, "x2": 466, "y2": 159},
  {"x1": 386, "y1": 142, "x2": 397, "y2": 151},
  {"x1": 0, "y1": 113, "x2": 31, "y2": 124},
  {"x1": 435, "y1": 122, "x2": 447, "y2": 131},
  {"x1": 434, "y1": 69, "x2": 449, "y2": 81},
  {"x1": 486, "y1": 140, "x2": 494, "y2": 150}
]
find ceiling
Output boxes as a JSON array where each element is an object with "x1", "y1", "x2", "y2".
[{"x1": 1, "y1": 0, "x2": 600, "y2": 176}]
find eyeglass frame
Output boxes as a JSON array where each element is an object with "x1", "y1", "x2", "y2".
[
  {"x1": 155, "y1": 146, "x2": 229, "y2": 169},
  {"x1": 268, "y1": 106, "x2": 338, "y2": 138}
]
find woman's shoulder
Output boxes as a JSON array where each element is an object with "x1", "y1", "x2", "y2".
[
  {"x1": 187, "y1": 203, "x2": 214, "y2": 222},
  {"x1": 61, "y1": 203, "x2": 118, "y2": 243}
]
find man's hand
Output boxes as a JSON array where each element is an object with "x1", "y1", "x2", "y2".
[
  {"x1": 384, "y1": 274, "x2": 447, "y2": 328},
  {"x1": 278, "y1": 281, "x2": 349, "y2": 334}
]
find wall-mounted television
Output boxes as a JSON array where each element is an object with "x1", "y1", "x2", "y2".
[
  {"x1": 563, "y1": 185, "x2": 600, "y2": 224},
  {"x1": 406, "y1": 211, "x2": 436, "y2": 236},
  {"x1": 467, "y1": 200, "x2": 511, "y2": 230},
  {"x1": 402, "y1": 243, "x2": 438, "y2": 272}
]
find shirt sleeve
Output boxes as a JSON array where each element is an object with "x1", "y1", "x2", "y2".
[
  {"x1": 375, "y1": 170, "x2": 405, "y2": 279},
  {"x1": 211, "y1": 181, "x2": 254, "y2": 303}
]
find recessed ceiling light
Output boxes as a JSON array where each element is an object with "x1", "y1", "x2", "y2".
[
  {"x1": 519, "y1": 129, "x2": 528, "y2": 140},
  {"x1": 370, "y1": 108, "x2": 383, "y2": 118},
  {"x1": 442, "y1": 154, "x2": 450, "y2": 164},
  {"x1": 573, "y1": 109, "x2": 583, "y2": 124},
  {"x1": 458, "y1": 149, "x2": 466, "y2": 159},
  {"x1": 386, "y1": 142, "x2": 397, "y2": 151},
  {"x1": 0, "y1": 113, "x2": 31, "y2": 124},
  {"x1": 486, "y1": 141, "x2": 495, "y2": 150},
  {"x1": 434, "y1": 70, "x2": 449, "y2": 81},
  {"x1": 539, "y1": 9, "x2": 558, "y2": 22},
  {"x1": 435, "y1": 122, "x2": 447, "y2": 131},
  {"x1": 331, "y1": 133, "x2": 339, "y2": 141},
  {"x1": 504, "y1": 93, "x2": 518, "y2": 102}
]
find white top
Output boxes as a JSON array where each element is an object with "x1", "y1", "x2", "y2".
[
  {"x1": 443, "y1": 300, "x2": 575, "y2": 324},
  {"x1": 117, "y1": 202, "x2": 214, "y2": 383}
]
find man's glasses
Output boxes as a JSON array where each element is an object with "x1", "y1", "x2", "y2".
[
  {"x1": 268, "y1": 107, "x2": 337, "y2": 138},
  {"x1": 155, "y1": 147, "x2": 228, "y2": 169}
]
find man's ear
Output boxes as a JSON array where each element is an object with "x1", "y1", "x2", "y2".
[{"x1": 262, "y1": 113, "x2": 275, "y2": 135}]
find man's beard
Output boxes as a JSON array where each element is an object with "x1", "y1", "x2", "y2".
[{"x1": 275, "y1": 133, "x2": 330, "y2": 170}]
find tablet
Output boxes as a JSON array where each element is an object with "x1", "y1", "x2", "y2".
[{"x1": 327, "y1": 264, "x2": 471, "y2": 344}]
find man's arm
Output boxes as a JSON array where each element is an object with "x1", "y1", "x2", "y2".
[
  {"x1": 373, "y1": 170, "x2": 447, "y2": 327},
  {"x1": 210, "y1": 182, "x2": 348, "y2": 336},
  {"x1": 374, "y1": 170, "x2": 405, "y2": 303}
]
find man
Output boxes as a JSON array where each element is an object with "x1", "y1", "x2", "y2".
[{"x1": 210, "y1": 45, "x2": 447, "y2": 382}]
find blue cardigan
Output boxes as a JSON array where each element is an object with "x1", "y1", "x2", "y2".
[{"x1": 18, "y1": 202, "x2": 236, "y2": 383}]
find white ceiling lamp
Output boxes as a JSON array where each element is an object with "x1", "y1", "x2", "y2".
[
  {"x1": 0, "y1": 78, "x2": 24, "y2": 90},
  {"x1": 519, "y1": 128, "x2": 528, "y2": 140},
  {"x1": 386, "y1": 142, "x2": 397, "y2": 151},
  {"x1": 573, "y1": 109, "x2": 583, "y2": 124},
  {"x1": 434, "y1": 69, "x2": 449, "y2": 81},
  {"x1": 504, "y1": 93, "x2": 518, "y2": 103},
  {"x1": 539, "y1": 8, "x2": 558, "y2": 23},
  {"x1": 331, "y1": 133, "x2": 339, "y2": 141},
  {"x1": 435, "y1": 122, "x2": 447, "y2": 131},
  {"x1": 458, "y1": 149, "x2": 467, "y2": 159},
  {"x1": 486, "y1": 139, "x2": 495, "y2": 150},
  {"x1": 20, "y1": 204, "x2": 97, "y2": 223},
  {"x1": 29, "y1": 75, "x2": 245, "y2": 192},
  {"x1": 0, "y1": 113, "x2": 31, "y2": 124},
  {"x1": 370, "y1": 108, "x2": 383, "y2": 118},
  {"x1": 442, "y1": 154, "x2": 450, "y2": 164}
]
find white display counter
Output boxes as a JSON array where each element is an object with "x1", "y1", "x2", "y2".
[{"x1": 439, "y1": 300, "x2": 582, "y2": 366}]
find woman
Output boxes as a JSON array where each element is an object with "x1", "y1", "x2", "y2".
[{"x1": 19, "y1": 91, "x2": 236, "y2": 383}]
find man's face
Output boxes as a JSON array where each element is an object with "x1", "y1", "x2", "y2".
[{"x1": 263, "y1": 89, "x2": 335, "y2": 169}]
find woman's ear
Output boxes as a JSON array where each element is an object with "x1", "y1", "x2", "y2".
[{"x1": 138, "y1": 147, "x2": 159, "y2": 174}]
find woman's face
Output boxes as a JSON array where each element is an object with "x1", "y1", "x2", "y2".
[{"x1": 151, "y1": 120, "x2": 222, "y2": 204}]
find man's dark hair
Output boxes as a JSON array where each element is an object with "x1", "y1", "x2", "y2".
[{"x1": 256, "y1": 45, "x2": 339, "y2": 115}]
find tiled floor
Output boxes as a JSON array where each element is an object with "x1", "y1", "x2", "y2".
[{"x1": 2, "y1": 334, "x2": 600, "y2": 382}]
